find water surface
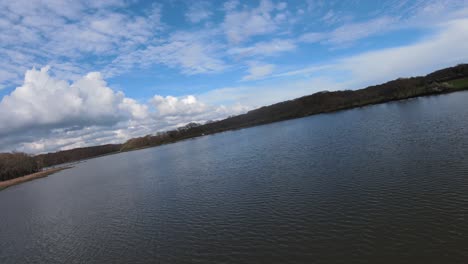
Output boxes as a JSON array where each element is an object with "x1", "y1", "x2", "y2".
[{"x1": 1, "y1": 92, "x2": 468, "y2": 263}]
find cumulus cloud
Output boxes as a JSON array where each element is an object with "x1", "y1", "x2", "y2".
[
  {"x1": 0, "y1": 67, "x2": 248, "y2": 153},
  {"x1": 0, "y1": 66, "x2": 147, "y2": 137},
  {"x1": 1, "y1": 0, "x2": 467, "y2": 153},
  {"x1": 119, "y1": 98, "x2": 149, "y2": 120},
  {"x1": 0, "y1": 67, "x2": 155, "y2": 153},
  {"x1": 151, "y1": 95, "x2": 207, "y2": 117},
  {"x1": 151, "y1": 94, "x2": 249, "y2": 126}
]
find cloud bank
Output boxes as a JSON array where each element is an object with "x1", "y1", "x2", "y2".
[{"x1": 0, "y1": 67, "x2": 248, "y2": 153}]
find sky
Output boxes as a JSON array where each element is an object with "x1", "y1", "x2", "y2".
[{"x1": 0, "y1": 0, "x2": 468, "y2": 154}]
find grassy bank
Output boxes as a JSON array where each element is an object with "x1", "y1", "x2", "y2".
[{"x1": 447, "y1": 77, "x2": 468, "y2": 89}]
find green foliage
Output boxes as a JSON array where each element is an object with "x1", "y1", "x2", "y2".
[{"x1": 447, "y1": 78, "x2": 468, "y2": 89}]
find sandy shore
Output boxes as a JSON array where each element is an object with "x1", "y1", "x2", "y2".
[{"x1": 0, "y1": 167, "x2": 71, "y2": 191}]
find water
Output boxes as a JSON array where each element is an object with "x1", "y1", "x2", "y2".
[{"x1": 1, "y1": 92, "x2": 468, "y2": 263}]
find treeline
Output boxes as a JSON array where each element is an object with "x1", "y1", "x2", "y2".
[
  {"x1": 0, "y1": 145, "x2": 122, "y2": 181},
  {"x1": 120, "y1": 64, "x2": 468, "y2": 151},
  {"x1": 1, "y1": 64, "x2": 468, "y2": 182},
  {"x1": 35, "y1": 144, "x2": 122, "y2": 168},
  {"x1": 0, "y1": 153, "x2": 40, "y2": 181},
  {"x1": 120, "y1": 122, "x2": 204, "y2": 151}
]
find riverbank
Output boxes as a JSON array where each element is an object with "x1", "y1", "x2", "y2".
[
  {"x1": 7, "y1": 64, "x2": 468, "y2": 175},
  {"x1": 0, "y1": 167, "x2": 72, "y2": 191}
]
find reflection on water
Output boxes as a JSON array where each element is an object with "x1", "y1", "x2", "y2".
[{"x1": 1, "y1": 92, "x2": 468, "y2": 263}]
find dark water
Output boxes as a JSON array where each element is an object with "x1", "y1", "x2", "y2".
[{"x1": 1, "y1": 92, "x2": 468, "y2": 264}]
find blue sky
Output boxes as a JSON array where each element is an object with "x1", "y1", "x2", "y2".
[{"x1": 0, "y1": 0, "x2": 468, "y2": 153}]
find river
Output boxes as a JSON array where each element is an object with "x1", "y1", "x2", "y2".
[{"x1": 1, "y1": 91, "x2": 468, "y2": 263}]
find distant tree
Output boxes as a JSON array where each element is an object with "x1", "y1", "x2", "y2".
[{"x1": 0, "y1": 152, "x2": 40, "y2": 181}]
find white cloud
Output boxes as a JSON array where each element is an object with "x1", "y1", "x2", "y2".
[
  {"x1": 228, "y1": 39, "x2": 296, "y2": 57},
  {"x1": 321, "y1": 10, "x2": 343, "y2": 25},
  {"x1": 223, "y1": 0, "x2": 283, "y2": 43},
  {"x1": 44, "y1": 8, "x2": 161, "y2": 57},
  {"x1": 0, "y1": 66, "x2": 147, "y2": 137},
  {"x1": 277, "y1": 2, "x2": 287, "y2": 11},
  {"x1": 0, "y1": 0, "x2": 463, "y2": 92},
  {"x1": 272, "y1": 64, "x2": 333, "y2": 78},
  {"x1": 242, "y1": 63, "x2": 276, "y2": 81},
  {"x1": 335, "y1": 18, "x2": 468, "y2": 86},
  {"x1": 204, "y1": 18, "x2": 468, "y2": 108},
  {"x1": 106, "y1": 30, "x2": 226, "y2": 76},
  {"x1": 119, "y1": 98, "x2": 149, "y2": 120},
  {"x1": 151, "y1": 95, "x2": 207, "y2": 117},
  {"x1": 299, "y1": 1, "x2": 468, "y2": 47},
  {"x1": 299, "y1": 16, "x2": 396, "y2": 46},
  {"x1": 150, "y1": 94, "x2": 249, "y2": 126},
  {"x1": 298, "y1": 32, "x2": 326, "y2": 43},
  {"x1": 0, "y1": 67, "x2": 248, "y2": 153},
  {"x1": 199, "y1": 77, "x2": 345, "y2": 109},
  {"x1": 186, "y1": 1, "x2": 213, "y2": 23},
  {"x1": 327, "y1": 16, "x2": 396, "y2": 45},
  {"x1": 402, "y1": 0, "x2": 468, "y2": 27},
  {"x1": 1, "y1": 0, "x2": 468, "y2": 153},
  {"x1": 0, "y1": 0, "x2": 162, "y2": 88},
  {"x1": 223, "y1": 0, "x2": 239, "y2": 11}
]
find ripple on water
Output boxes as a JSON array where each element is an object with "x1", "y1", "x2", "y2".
[{"x1": 1, "y1": 92, "x2": 468, "y2": 263}]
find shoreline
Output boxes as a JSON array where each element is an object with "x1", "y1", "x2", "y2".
[
  {"x1": 0, "y1": 167, "x2": 72, "y2": 191},
  {"x1": 35, "y1": 66, "x2": 468, "y2": 168},
  {"x1": 119, "y1": 88, "x2": 468, "y2": 152},
  {"x1": 1, "y1": 89, "x2": 467, "y2": 190}
]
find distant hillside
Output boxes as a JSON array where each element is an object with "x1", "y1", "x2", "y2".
[
  {"x1": 119, "y1": 64, "x2": 468, "y2": 152},
  {"x1": 1, "y1": 64, "x2": 468, "y2": 181}
]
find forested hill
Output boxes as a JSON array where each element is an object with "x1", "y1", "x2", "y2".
[
  {"x1": 1, "y1": 64, "x2": 468, "y2": 181},
  {"x1": 118, "y1": 63, "x2": 468, "y2": 153}
]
